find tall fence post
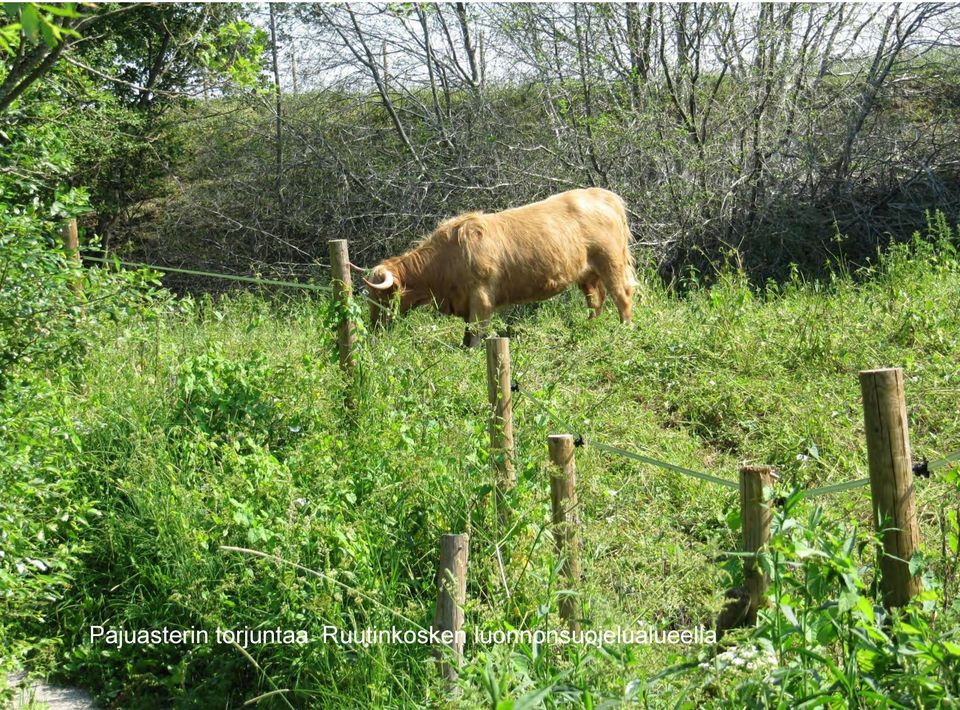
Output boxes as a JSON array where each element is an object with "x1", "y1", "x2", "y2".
[
  {"x1": 434, "y1": 533, "x2": 468, "y2": 684},
  {"x1": 328, "y1": 239, "x2": 355, "y2": 370},
  {"x1": 859, "y1": 367, "x2": 921, "y2": 608},
  {"x1": 548, "y1": 434, "x2": 582, "y2": 630},
  {"x1": 486, "y1": 337, "x2": 515, "y2": 524},
  {"x1": 62, "y1": 218, "x2": 82, "y2": 294},
  {"x1": 740, "y1": 465, "x2": 774, "y2": 624}
]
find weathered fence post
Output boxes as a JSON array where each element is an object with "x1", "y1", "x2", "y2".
[
  {"x1": 486, "y1": 337, "x2": 515, "y2": 523},
  {"x1": 740, "y1": 465, "x2": 774, "y2": 624},
  {"x1": 62, "y1": 218, "x2": 82, "y2": 294},
  {"x1": 328, "y1": 239, "x2": 355, "y2": 370},
  {"x1": 62, "y1": 217, "x2": 79, "y2": 257},
  {"x1": 548, "y1": 434, "x2": 582, "y2": 630},
  {"x1": 434, "y1": 533, "x2": 468, "y2": 684},
  {"x1": 859, "y1": 367, "x2": 921, "y2": 608}
]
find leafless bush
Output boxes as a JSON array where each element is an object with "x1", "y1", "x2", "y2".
[{"x1": 141, "y1": 2, "x2": 960, "y2": 283}]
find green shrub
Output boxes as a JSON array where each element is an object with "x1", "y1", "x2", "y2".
[
  {"x1": 0, "y1": 91, "x2": 166, "y2": 696},
  {"x1": 679, "y1": 485, "x2": 960, "y2": 707}
]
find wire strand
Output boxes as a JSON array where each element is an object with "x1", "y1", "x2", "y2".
[
  {"x1": 84, "y1": 256, "x2": 331, "y2": 293},
  {"x1": 515, "y1": 384, "x2": 739, "y2": 490}
]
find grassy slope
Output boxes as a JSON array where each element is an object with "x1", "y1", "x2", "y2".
[{"x1": 54, "y1": 234, "x2": 960, "y2": 707}]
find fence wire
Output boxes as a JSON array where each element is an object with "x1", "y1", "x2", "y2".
[
  {"x1": 927, "y1": 449, "x2": 960, "y2": 473},
  {"x1": 84, "y1": 255, "x2": 331, "y2": 293},
  {"x1": 801, "y1": 477, "x2": 870, "y2": 499},
  {"x1": 589, "y1": 440, "x2": 740, "y2": 491},
  {"x1": 515, "y1": 377, "x2": 959, "y2": 499},
  {"x1": 514, "y1": 382, "x2": 740, "y2": 491},
  {"x1": 84, "y1": 252, "x2": 960, "y2": 498},
  {"x1": 802, "y1": 446, "x2": 960, "y2": 499}
]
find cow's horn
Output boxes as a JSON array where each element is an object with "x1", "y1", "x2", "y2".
[{"x1": 363, "y1": 269, "x2": 395, "y2": 291}]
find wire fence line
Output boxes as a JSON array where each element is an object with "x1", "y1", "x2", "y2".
[
  {"x1": 513, "y1": 380, "x2": 740, "y2": 491},
  {"x1": 590, "y1": 440, "x2": 740, "y2": 491},
  {"x1": 84, "y1": 251, "x2": 959, "y2": 499},
  {"x1": 83, "y1": 255, "x2": 332, "y2": 293},
  {"x1": 927, "y1": 450, "x2": 960, "y2": 473},
  {"x1": 802, "y1": 477, "x2": 871, "y2": 498},
  {"x1": 798, "y1": 450, "x2": 960, "y2": 498},
  {"x1": 513, "y1": 375, "x2": 959, "y2": 500}
]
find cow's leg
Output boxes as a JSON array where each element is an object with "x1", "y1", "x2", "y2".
[
  {"x1": 578, "y1": 274, "x2": 607, "y2": 319},
  {"x1": 611, "y1": 282, "x2": 634, "y2": 323},
  {"x1": 598, "y1": 270, "x2": 634, "y2": 323},
  {"x1": 463, "y1": 291, "x2": 493, "y2": 347}
]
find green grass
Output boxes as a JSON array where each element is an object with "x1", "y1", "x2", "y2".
[{"x1": 5, "y1": 225, "x2": 960, "y2": 707}]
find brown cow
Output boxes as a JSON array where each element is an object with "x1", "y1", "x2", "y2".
[{"x1": 363, "y1": 188, "x2": 636, "y2": 347}]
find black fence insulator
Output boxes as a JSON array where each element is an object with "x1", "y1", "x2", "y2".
[
  {"x1": 510, "y1": 381, "x2": 520, "y2": 392},
  {"x1": 913, "y1": 458, "x2": 931, "y2": 479},
  {"x1": 573, "y1": 435, "x2": 585, "y2": 448}
]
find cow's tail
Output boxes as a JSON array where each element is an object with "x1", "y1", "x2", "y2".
[{"x1": 616, "y1": 196, "x2": 638, "y2": 288}]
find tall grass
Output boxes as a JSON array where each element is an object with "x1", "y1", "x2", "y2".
[{"x1": 5, "y1": 217, "x2": 960, "y2": 707}]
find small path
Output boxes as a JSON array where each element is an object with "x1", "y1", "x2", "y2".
[{"x1": 7, "y1": 673, "x2": 96, "y2": 709}]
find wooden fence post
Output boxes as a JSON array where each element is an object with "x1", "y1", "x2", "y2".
[
  {"x1": 486, "y1": 337, "x2": 515, "y2": 523},
  {"x1": 62, "y1": 217, "x2": 79, "y2": 256},
  {"x1": 62, "y1": 218, "x2": 82, "y2": 295},
  {"x1": 434, "y1": 533, "x2": 468, "y2": 684},
  {"x1": 548, "y1": 434, "x2": 582, "y2": 630},
  {"x1": 859, "y1": 367, "x2": 921, "y2": 608},
  {"x1": 740, "y1": 465, "x2": 774, "y2": 624},
  {"x1": 328, "y1": 239, "x2": 355, "y2": 370}
]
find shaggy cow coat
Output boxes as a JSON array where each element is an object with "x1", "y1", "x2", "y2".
[{"x1": 364, "y1": 188, "x2": 636, "y2": 346}]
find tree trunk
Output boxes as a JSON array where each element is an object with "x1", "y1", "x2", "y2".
[{"x1": 268, "y1": 3, "x2": 284, "y2": 232}]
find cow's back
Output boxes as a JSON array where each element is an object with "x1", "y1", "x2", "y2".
[{"x1": 468, "y1": 188, "x2": 631, "y2": 306}]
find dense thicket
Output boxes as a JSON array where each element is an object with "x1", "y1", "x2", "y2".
[
  {"x1": 0, "y1": 0, "x2": 262, "y2": 687},
  {"x1": 131, "y1": 3, "x2": 960, "y2": 283}
]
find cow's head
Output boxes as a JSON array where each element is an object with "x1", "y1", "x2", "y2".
[{"x1": 363, "y1": 265, "x2": 401, "y2": 328}]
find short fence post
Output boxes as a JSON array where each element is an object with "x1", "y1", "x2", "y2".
[
  {"x1": 486, "y1": 337, "x2": 515, "y2": 524},
  {"x1": 859, "y1": 367, "x2": 921, "y2": 608},
  {"x1": 62, "y1": 218, "x2": 82, "y2": 294},
  {"x1": 740, "y1": 465, "x2": 774, "y2": 624},
  {"x1": 434, "y1": 533, "x2": 468, "y2": 684},
  {"x1": 327, "y1": 239, "x2": 356, "y2": 370},
  {"x1": 548, "y1": 434, "x2": 582, "y2": 630}
]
